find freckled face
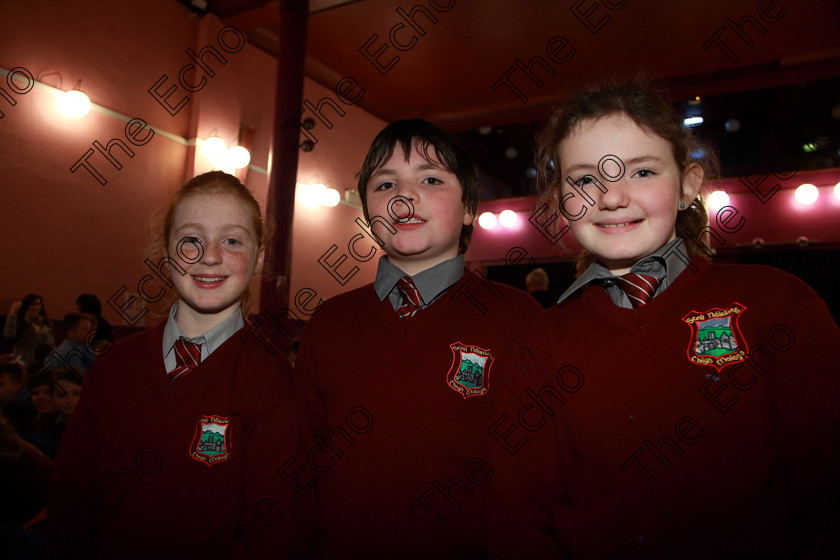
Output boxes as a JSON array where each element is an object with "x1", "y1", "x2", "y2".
[
  {"x1": 558, "y1": 114, "x2": 700, "y2": 275},
  {"x1": 365, "y1": 143, "x2": 474, "y2": 275},
  {"x1": 167, "y1": 192, "x2": 264, "y2": 327}
]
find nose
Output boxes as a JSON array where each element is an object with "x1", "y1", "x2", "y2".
[
  {"x1": 201, "y1": 242, "x2": 222, "y2": 265},
  {"x1": 389, "y1": 187, "x2": 418, "y2": 221},
  {"x1": 597, "y1": 177, "x2": 630, "y2": 210}
]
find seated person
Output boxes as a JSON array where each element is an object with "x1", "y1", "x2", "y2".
[
  {"x1": 4, "y1": 295, "x2": 54, "y2": 367},
  {"x1": 50, "y1": 370, "x2": 83, "y2": 440},
  {"x1": 76, "y1": 293, "x2": 112, "y2": 344},
  {"x1": 17, "y1": 372, "x2": 61, "y2": 459},
  {"x1": 43, "y1": 313, "x2": 97, "y2": 372}
]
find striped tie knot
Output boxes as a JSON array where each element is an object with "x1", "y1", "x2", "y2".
[
  {"x1": 614, "y1": 273, "x2": 661, "y2": 308},
  {"x1": 396, "y1": 276, "x2": 423, "y2": 319},
  {"x1": 168, "y1": 338, "x2": 202, "y2": 381}
]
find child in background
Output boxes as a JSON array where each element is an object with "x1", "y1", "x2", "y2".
[
  {"x1": 50, "y1": 370, "x2": 82, "y2": 432},
  {"x1": 294, "y1": 119, "x2": 541, "y2": 559},
  {"x1": 48, "y1": 171, "x2": 300, "y2": 559},
  {"x1": 493, "y1": 81, "x2": 840, "y2": 558}
]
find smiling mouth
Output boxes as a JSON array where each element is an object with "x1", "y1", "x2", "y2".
[
  {"x1": 193, "y1": 276, "x2": 226, "y2": 283},
  {"x1": 597, "y1": 219, "x2": 643, "y2": 228},
  {"x1": 397, "y1": 217, "x2": 425, "y2": 224}
]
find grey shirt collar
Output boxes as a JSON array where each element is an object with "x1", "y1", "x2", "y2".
[
  {"x1": 557, "y1": 237, "x2": 691, "y2": 309},
  {"x1": 162, "y1": 302, "x2": 245, "y2": 371},
  {"x1": 374, "y1": 255, "x2": 465, "y2": 311}
]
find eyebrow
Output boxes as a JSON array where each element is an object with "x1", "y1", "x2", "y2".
[
  {"x1": 564, "y1": 155, "x2": 663, "y2": 177},
  {"x1": 174, "y1": 223, "x2": 253, "y2": 236},
  {"x1": 371, "y1": 162, "x2": 445, "y2": 179}
]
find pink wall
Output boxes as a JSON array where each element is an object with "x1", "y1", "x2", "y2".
[
  {"x1": 0, "y1": 0, "x2": 384, "y2": 327},
  {"x1": 466, "y1": 168, "x2": 840, "y2": 269}
]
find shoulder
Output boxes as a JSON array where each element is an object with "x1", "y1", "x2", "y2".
[
  {"x1": 305, "y1": 283, "x2": 376, "y2": 325},
  {"x1": 704, "y1": 262, "x2": 820, "y2": 299},
  {"x1": 85, "y1": 322, "x2": 162, "y2": 373}
]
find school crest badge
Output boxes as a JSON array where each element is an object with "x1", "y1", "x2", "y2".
[
  {"x1": 446, "y1": 342, "x2": 494, "y2": 399},
  {"x1": 190, "y1": 415, "x2": 232, "y2": 467},
  {"x1": 682, "y1": 302, "x2": 749, "y2": 372}
]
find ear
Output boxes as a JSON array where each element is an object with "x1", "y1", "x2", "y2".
[
  {"x1": 680, "y1": 162, "x2": 704, "y2": 205},
  {"x1": 463, "y1": 205, "x2": 475, "y2": 227},
  {"x1": 253, "y1": 247, "x2": 266, "y2": 274}
]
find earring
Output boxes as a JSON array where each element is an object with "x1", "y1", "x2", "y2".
[{"x1": 679, "y1": 202, "x2": 686, "y2": 210}]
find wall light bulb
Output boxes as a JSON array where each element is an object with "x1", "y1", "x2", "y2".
[
  {"x1": 202, "y1": 137, "x2": 228, "y2": 161},
  {"x1": 321, "y1": 188, "x2": 341, "y2": 207},
  {"x1": 499, "y1": 209, "x2": 518, "y2": 228},
  {"x1": 57, "y1": 90, "x2": 91, "y2": 118},
  {"x1": 228, "y1": 146, "x2": 251, "y2": 169},
  {"x1": 707, "y1": 191, "x2": 730, "y2": 211},
  {"x1": 478, "y1": 212, "x2": 497, "y2": 229},
  {"x1": 794, "y1": 183, "x2": 819, "y2": 205}
]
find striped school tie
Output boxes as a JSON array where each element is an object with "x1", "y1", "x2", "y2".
[
  {"x1": 615, "y1": 273, "x2": 661, "y2": 308},
  {"x1": 168, "y1": 338, "x2": 202, "y2": 381},
  {"x1": 396, "y1": 276, "x2": 423, "y2": 318}
]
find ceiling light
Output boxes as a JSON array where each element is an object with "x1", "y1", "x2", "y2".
[{"x1": 683, "y1": 116, "x2": 703, "y2": 127}]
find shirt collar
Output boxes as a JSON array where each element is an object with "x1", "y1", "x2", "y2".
[
  {"x1": 557, "y1": 237, "x2": 691, "y2": 305},
  {"x1": 374, "y1": 254, "x2": 465, "y2": 308},
  {"x1": 162, "y1": 302, "x2": 245, "y2": 359}
]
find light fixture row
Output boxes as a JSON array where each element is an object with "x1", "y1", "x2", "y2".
[
  {"x1": 478, "y1": 210, "x2": 518, "y2": 230},
  {"x1": 297, "y1": 182, "x2": 341, "y2": 208},
  {"x1": 199, "y1": 136, "x2": 251, "y2": 171},
  {"x1": 707, "y1": 183, "x2": 840, "y2": 210}
]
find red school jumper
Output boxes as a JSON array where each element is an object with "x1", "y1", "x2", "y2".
[
  {"x1": 47, "y1": 321, "x2": 300, "y2": 560},
  {"x1": 494, "y1": 258, "x2": 840, "y2": 559},
  {"x1": 294, "y1": 269, "x2": 542, "y2": 559}
]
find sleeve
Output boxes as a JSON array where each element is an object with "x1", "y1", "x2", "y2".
[
  {"x1": 4, "y1": 314, "x2": 17, "y2": 338},
  {"x1": 45, "y1": 358, "x2": 109, "y2": 558},
  {"x1": 485, "y1": 317, "x2": 570, "y2": 559},
  {"x1": 768, "y1": 290, "x2": 840, "y2": 554}
]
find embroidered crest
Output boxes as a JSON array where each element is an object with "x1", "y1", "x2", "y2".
[
  {"x1": 446, "y1": 342, "x2": 494, "y2": 399},
  {"x1": 682, "y1": 302, "x2": 749, "y2": 372},
  {"x1": 190, "y1": 415, "x2": 232, "y2": 467}
]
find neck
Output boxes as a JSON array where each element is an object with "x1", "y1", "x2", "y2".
[{"x1": 174, "y1": 301, "x2": 240, "y2": 338}]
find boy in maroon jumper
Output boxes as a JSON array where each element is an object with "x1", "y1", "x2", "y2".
[
  {"x1": 490, "y1": 82, "x2": 840, "y2": 558},
  {"x1": 294, "y1": 119, "x2": 541, "y2": 558}
]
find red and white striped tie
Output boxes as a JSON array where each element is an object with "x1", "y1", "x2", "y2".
[
  {"x1": 168, "y1": 338, "x2": 202, "y2": 381},
  {"x1": 396, "y1": 276, "x2": 423, "y2": 319},
  {"x1": 615, "y1": 273, "x2": 661, "y2": 308}
]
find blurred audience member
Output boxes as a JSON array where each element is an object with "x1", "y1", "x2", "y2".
[
  {"x1": 43, "y1": 314, "x2": 97, "y2": 372},
  {"x1": 4, "y1": 295, "x2": 54, "y2": 367},
  {"x1": 525, "y1": 267, "x2": 555, "y2": 308},
  {"x1": 17, "y1": 372, "x2": 62, "y2": 459},
  {"x1": 50, "y1": 370, "x2": 83, "y2": 440},
  {"x1": 76, "y1": 293, "x2": 112, "y2": 344}
]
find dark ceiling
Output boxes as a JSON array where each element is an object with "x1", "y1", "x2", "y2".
[{"x1": 180, "y1": 0, "x2": 840, "y2": 199}]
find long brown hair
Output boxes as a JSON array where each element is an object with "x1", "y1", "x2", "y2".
[{"x1": 535, "y1": 79, "x2": 719, "y2": 269}]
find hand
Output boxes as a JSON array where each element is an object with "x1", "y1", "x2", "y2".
[{"x1": 9, "y1": 301, "x2": 21, "y2": 315}]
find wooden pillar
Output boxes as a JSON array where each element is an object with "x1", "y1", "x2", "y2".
[{"x1": 260, "y1": 0, "x2": 309, "y2": 315}]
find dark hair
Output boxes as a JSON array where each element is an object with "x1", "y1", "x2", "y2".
[
  {"x1": 76, "y1": 294, "x2": 102, "y2": 316},
  {"x1": 27, "y1": 371, "x2": 53, "y2": 391},
  {"x1": 62, "y1": 313, "x2": 93, "y2": 332},
  {"x1": 48, "y1": 369, "x2": 84, "y2": 395},
  {"x1": 150, "y1": 171, "x2": 272, "y2": 317},
  {"x1": 14, "y1": 294, "x2": 47, "y2": 339},
  {"x1": 357, "y1": 119, "x2": 480, "y2": 255},
  {"x1": 535, "y1": 79, "x2": 719, "y2": 266}
]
